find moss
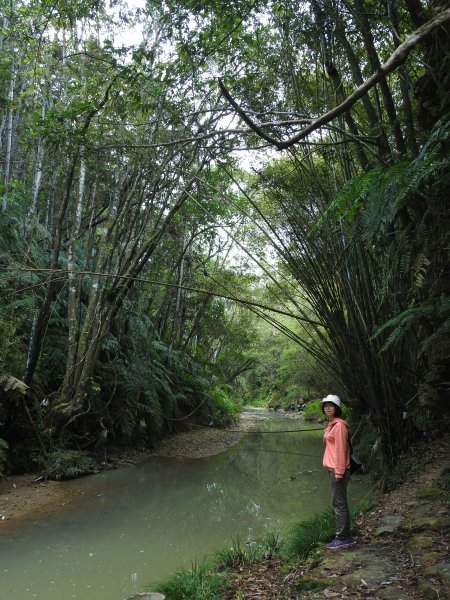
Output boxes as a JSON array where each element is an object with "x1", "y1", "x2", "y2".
[
  {"x1": 417, "y1": 486, "x2": 444, "y2": 499},
  {"x1": 294, "y1": 577, "x2": 336, "y2": 592},
  {"x1": 399, "y1": 516, "x2": 450, "y2": 534}
]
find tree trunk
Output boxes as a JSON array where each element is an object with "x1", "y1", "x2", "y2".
[
  {"x1": 346, "y1": 0, "x2": 407, "y2": 156},
  {"x1": 2, "y1": 67, "x2": 17, "y2": 211}
]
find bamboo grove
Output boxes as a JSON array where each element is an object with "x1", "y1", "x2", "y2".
[{"x1": 0, "y1": 0, "x2": 448, "y2": 476}]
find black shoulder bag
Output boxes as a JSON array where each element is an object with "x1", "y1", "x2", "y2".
[
  {"x1": 349, "y1": 437, "x2": 364, "y2": 475},
  {"x1": 328, "y1": 422, "x2": 364, "y2": 475}
]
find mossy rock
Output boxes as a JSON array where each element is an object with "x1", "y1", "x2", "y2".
[
  {"x1": 423, "y1": 562, "x2": 450, "y2": 586},
  {"x1": 417, "y1": 486, "x2": 444, "y2": 499},
  {"x1": 318, "y1": 549, "x2": 358, "y2": 572},
  {"x1": 416, "y1": 578, "x2": 448, "y2": 600},
  {"x1": 407, "y1": 533, "x2": 435, "y2": 552},
  {"x1": 399, "y1": 516, "x2": 450, "y2": 534},
  {"x1": 421, "y1": 552, "x2": 448, "y2": 566},
  {"x1": 294, "y1": 577, "x2": 336, "y2": 592}
]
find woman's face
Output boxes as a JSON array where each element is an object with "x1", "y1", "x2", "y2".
[{"x1": 323, "y1": 402, "x2": 336, "y2": 419}]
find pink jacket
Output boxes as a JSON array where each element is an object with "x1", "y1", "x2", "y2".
[{"x1": 323, "y1": 417, "x2": 350, "y2": 479}]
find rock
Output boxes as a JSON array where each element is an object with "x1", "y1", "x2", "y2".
[
  {"x1": 375, "y1": 515, "x2": 405, "y2": 536},
  {"x1": 294, "y1": 577, "x2": 337, "y2": 592},
  {"x1": 416, "y1": 577, "x2": 449, "y2": 600},
  {"x1": 417, "y1": 486, "x2": 445, "y2": 499},
  {"x1": 376, "y1": 587, "x2": 412, "y2": 600},
  {"x1": 423, "y1": 562, "x2": 450, "y2": 586},
  {"x1": 340, "y1": 550, "x2": 397, "y2": 589},
  {"x1": 410, "y1": 502, "x2": 439, "y2": 519},
  {"x1": 318, "y1": 549, "x2": 359, "y2": 571},
  {"x1": 398, "y1": 516, "x2": 450, "y2": 534},
  {"x1": 407, "y1": 533, "x2": 435, "y2": 553},
  {"x1": 421, "y1": 552, "x2": 448, "y2": 566}
]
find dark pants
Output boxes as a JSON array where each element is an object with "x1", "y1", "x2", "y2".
[{"x1": 328, "y1": 470, "x2": 351, "y2": 539}]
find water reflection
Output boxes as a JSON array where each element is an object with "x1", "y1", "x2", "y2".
[{"x1": 0, "y1": 414, "x2": 367, "y2": 600}]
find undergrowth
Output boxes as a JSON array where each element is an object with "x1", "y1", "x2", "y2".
[
  {"x1": 40, "y1": 450, "x2": 96, "y2": 480},
  {"x1": 282, "y1": 507, "x2": 336, "y2": 560},
  {"x1": 154, "y1": 561, "x2": 231, "y2": 600}
]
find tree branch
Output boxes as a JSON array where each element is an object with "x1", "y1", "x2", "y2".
[{"x1": 219, "y1": 8, "x2": 450, "y2": 150}]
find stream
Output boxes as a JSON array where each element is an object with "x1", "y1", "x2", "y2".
[{"x1": 0, "y1": 412, "x2": 369, "y2": 600}]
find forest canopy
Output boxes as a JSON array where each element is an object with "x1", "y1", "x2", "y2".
[{"x1": 0, "y1": 0, "x2": 448, "y2": 477}]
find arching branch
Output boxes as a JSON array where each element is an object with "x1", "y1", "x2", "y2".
[{"x1": 219, "y1": 8, "x2": 450, "y2": 150}]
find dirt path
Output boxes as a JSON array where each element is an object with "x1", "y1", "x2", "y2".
[{"x1": 227, "y1": 432, "x2": 450, "y2": 599}]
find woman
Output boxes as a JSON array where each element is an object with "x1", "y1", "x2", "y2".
[{"x1": 321, "y1": 394, "x2": 354, "y2": 551}]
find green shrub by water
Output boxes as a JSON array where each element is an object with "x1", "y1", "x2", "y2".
[
  {"x1": 40, "y1": 450, "x2": 96, "y2": 480},
  {"x1": 209, "y1": 385, "x2": 241, "y2": 426},
  {"x1": 282, "y1": 508, "x2": 336, "y2": 560},
  {"x1": 302, "y1": 400, "x2": 323, "y2": 421},
  {"x1": 214, "y1": 532, "x2": 280, "y2": 569},
  {"x1": 214, "y1": 538, "x2": 260, "y2": 568},
  {"x1": 155, "y1": 561, "x2": 230, "y2": 600}
]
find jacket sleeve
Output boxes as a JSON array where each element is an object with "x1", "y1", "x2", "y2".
[{"x1": 334, "y1": 422, "x2": 349, "y2": 479}]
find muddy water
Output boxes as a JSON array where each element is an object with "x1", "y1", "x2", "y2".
[{"x1": 0, "y1": 413, "x2": 368, "y2": 600}]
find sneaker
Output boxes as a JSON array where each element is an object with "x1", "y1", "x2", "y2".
[{"x1": 325, "y1": 537, "x2": 355, "y2": 551}]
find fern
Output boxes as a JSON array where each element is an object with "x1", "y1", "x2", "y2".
[
  {"x1": 371, "y1": 298, "x2": 446, "y2": 352},
  {"x1": 41, "y1": 450, "x2": 96, "y2": 480}
]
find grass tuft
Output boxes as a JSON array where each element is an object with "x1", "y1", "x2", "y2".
[
  {"x1": 154, "y1": 561, "x2": 230, "y2": 600},
  {"x1": 214, "y1": 538, "x2": 261, "y2": 568},
  {"x1": 282, "y1": 508, "x2": 335, "y2": 560}
]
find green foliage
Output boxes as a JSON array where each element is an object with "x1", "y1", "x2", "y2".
[
  {"x1": 209, "y1": 385, "x2": 240, "y2": 426},
  {"x1": 155, "y1": 561, "x2": 230, "y2": 600},
  {"x1": 302, "y1": 400, "x2": 323, "y2": 421},
  {"x1": 100, "y1": 310, "x2": 237, "y2": 445},
  {"x1": 356, "y1": 497, "x2": 378, "y2": 515},
  {"x1": 282, "y1": 508, "x2": 335, "y2": 560},
  {"x1": 214, "y1": 537, "x2": 260, "y2": 569},
  {"x1": 213, "y1": 532, "x2": 281, "y2": 570},
  {"x1": 40, "y1": 450, "x2": 96, "y2": 480},
  {"x1": 239, "y1": 314, "x2": 326, "y2": 407}
]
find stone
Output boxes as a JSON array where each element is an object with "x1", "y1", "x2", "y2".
[
  {"x1": 375, "y1": 515, "x2": 405, "y2": 536},
  {"x1": 424, "y1": 562, "x2": 450, "y2": 586},
  {"x1": 398, "y1": 516, "x2": 450, "y2": 534},
  {"x1": 294, "y1": 577, "x2": 337, "y2": 592},
  {"x1": 417, "y1": 486, "x2": 444, "y2": 499},
  {"x1": 407, "y1": 533, "x2": 435, "y2": 553},
  {"x1": 339, "y1": 547, "x2": 397, "y2": 589},
  {"x1": 416, "y1": 578, "x2": 443, "y2": 599},
  {"x1": 421, "y1": 552, "x2": 448, "y2": 566},
  {"x1": 375, "y1": 586, "x2": 412, "y2": 600}
]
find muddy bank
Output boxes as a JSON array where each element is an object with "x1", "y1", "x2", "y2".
[
  {"x1": 153, "y1": 408, "x2": 280, "y2": 459},
  {"x1": 0, "y1": 408, "x2": 278, "y2": 527}
]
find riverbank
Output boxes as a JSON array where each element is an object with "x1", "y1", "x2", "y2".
[
  {"x1": 1, "y1": 412, "x2": 448, "y2": 598},
  {"x1": 0, "y1": 408, "x2": 278, "y2": 527},
  {"x1": 220, "y1": 430, "x2": 450, "y2": 599}
]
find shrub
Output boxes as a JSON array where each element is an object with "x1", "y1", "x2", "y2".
[
  {"x1": 214, "y1": 538, "x2": 261, "y2": 569},
  {"x1": 208, "y1": 385, "x2": 240, "y2": 426},
  {"x1": 155, "y1": 561, "x2": 230, "y2": 600},
  {"x1": 40, "y1": 450, "x2": 96, "y2": 480},
  {"x1": 282, "y1": 508, "x2": 335, "y2": 560},
  {"x1": 302, "y1": 400, "x2": 323, "y2": 421}
]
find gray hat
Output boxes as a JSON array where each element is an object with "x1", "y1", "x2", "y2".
[{"x1": 321, "y1": 394, "x2": 341, "y2": 408}]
